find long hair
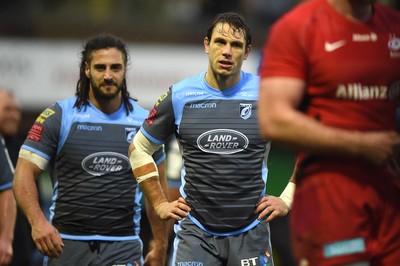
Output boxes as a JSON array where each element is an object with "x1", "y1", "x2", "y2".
[
  {"x1": 74, "y1": 34, "x2": 134, "y2": 114},
  {"x1": 206, "y1": 12, "x2": 252, "y2": 49}
]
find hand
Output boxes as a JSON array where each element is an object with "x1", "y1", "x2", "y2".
[
  {"x1": 255, "y1": 195, "x2": 290, "y2": 223},
  {"x1": 358, "y1": 131, "x2": 400, "y2": 178},
  {"x1": 143, "y1": 240, "x2": 167, "y2": 266},
  {"x1": 386, "y1": 144, "x2": 400, "y2": 178},
  {"x1": 360, "y1": 131, "x2": 400, "y2": 166},
  {"x1": 31, "y1": 218, "x2": 64, "y2": 258},
  {"x1": 0, "y1": 238, "x2": 13, "y2": 266},
  {"x1": 154, "y1": 197, "x2": 191, "y2": 220}
]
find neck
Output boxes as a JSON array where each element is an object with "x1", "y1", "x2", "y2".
[
  {"x1": 89, "y1": 92, "x2": 123, "y2": 115},
  {"x1": 205, "y1": 69, "x2": 241, "y2": 91},
  {"x1": 328, "y1": 0, "x2": 374, "y2": 22}
]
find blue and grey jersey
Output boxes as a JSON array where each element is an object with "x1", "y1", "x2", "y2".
[
  {"x1": 22, "y1": 96, "x2": 165, "y2": 241},
  {"x1": 0, "y1": 135, "x2": 14, "y2": 191},
  {"x1": 142, "y1": 71, "x2": 270, "y2": 235}
]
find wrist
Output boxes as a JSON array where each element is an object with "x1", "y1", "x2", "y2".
[
  {"x1": 279, "y1": 182, "x2": 296, "y2": 210},
  {"x1": 148, "y1": 239, "x2": 168, "y2": 253}
]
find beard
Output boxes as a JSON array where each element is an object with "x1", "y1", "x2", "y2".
[{"x1": 90, "y1": 77, "x2": 123, "y2": 100}]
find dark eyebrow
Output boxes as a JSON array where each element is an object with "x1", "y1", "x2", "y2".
[
  {"x1": 213, "y1": 36, "x2": 244, "y2": 47},
  {"x1": 213, "y1": 37, "x2": 226, "y2": 43},
  {"x1": 93, "y1": 63, "x2": 123, "y2": 68}
]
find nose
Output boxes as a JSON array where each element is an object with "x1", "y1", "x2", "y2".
[
  {"x1": 104, "y1": 68, "x2": 113, "y2": 80},
  {"x1": 222, "y1": 45, "x2": 232, "y2": 58}
]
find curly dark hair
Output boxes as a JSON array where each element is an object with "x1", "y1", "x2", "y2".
[
  {"x1": 206, "y1": 12, "x2": 252, "y2": 49},
  {"x1": 74, "y1": 33, "x2": 134, "y2": 114}
]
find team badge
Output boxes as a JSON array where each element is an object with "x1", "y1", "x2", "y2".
[
  {"x1": 239, "y1": 103, "x2": 252, "y2": 120},
  {"x1": 258, "y1": 249, "x2": 273, "y2": 266},
  {"x1": 125, "y1": 128, "x2": 137, "y2": 143},
  {"x1": 388, "y1": 34, "x2": 400, "y2": 58},
  {"x1": 35, "y1": 108, "x2": 55, "y2": 124},
  {"x1": 145, "y1": 107, "x2": 158, "y2": 126}
]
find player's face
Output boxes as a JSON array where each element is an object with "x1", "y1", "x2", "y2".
[
  {"x1": 204, "y1": 22, "x2": 250, "y2": 81},
  {"x1": 85, "y1": 48, "x2": 126, "y2": 101},
  {"x1": 0, "y1": 91, "x2": 21, "y2": 136}
]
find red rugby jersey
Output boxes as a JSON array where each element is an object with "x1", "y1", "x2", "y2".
[
  {"x1": 259, "y1": 0, "x2": 400, "y2": 178},
  {"x1": 260, "y1": 0, "x2": 400, "y2": 131}
]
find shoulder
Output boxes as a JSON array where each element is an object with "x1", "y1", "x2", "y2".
[
  {"x1": 374, "y1": 3, "x2": 400, "y2": 25},
  {"x1": 241, "y1": 72, "x2": 260, "y2": 88},
  {"x1": 272, "y1": 0, "x2": 328, "y2": 33},
  {"x1": 56, "y1": 96, "x2": 78, "y2": 111},
  {"x1": 172, "y1": 72, "x2": 205, "y2": 92},
  {"x1": 129, "y1": 98, "x2": 150, "y2": 116},
  {"x1": 242, "y1": 71, "x2": 259, "y2": 82}
]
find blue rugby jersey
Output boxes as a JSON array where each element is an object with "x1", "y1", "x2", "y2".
[
  {"x1": 22, "y1": 97, "x2": 165, "y2": 240},
  {"x1": 141, "y1": 71, "x2": 271, "y2": 235}
]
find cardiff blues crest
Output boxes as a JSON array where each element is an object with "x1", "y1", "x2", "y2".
[
  {"x1": 125, "y1": 128, "x2": 137, "y2": 143},
  {"x1": 239, "y1": 103, "x2": 252, "y2": 120}
]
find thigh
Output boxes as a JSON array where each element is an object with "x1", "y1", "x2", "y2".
[
  {"x1": 371, "y1": 178, "x2": 400, "y2": 266},
  {"x1": 171, "y1": 218, "x2": 223, "y2": 266},
  {"x1": 44, "y1": 240, "x2": 143, "y2": 266},
  {"x1": 101, "y1": 240, "x2": 143, "y2": 266},
  {"x1": 227, "y1": 222, "x2": 274, "y2": 266},
  {"x1": 291, "y1": 173, "x2": 400, "y2": 266},
  {"x1": 44, "y1": 240, "x2": 94, "y2": 266}
]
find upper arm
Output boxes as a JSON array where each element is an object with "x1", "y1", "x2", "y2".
[
  {"x1": 141, "y1": 90, "x2": 176, "y2": 143},
  {"x1": 258, "y1": 15, "x2": 309, "y2": 139},
  {"x1": 258, "y1": 77, "x2": 305, "y2": 139},
  {"x1": 14, "y1": 156, "x2": 44, "y2": 183}
]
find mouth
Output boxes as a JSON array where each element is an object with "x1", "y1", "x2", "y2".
[
  {"x1": 218, "y1": 60, "x2": 233, "y2": 69},
  {"x1": 101, "y1": 82, "x2": 117, "y2": 89}
]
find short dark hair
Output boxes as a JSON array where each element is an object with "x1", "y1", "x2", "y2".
[
  {"x1": 206, "y1": 12, "x2": 252, "y2": 49},
  {"x1": 74, "y1": 33, "x2": 134, "y2": 114}
]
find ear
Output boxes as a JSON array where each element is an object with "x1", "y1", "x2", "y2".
[
  {"x1": 85, "y1": 62, "x2": 90, "y2": 78},
  {"x1": 204, "y1": 37, "x2": 210, "y2": 54},
  {"x1": 243, "y1": 45, "x2": 252, "y2": 60}
]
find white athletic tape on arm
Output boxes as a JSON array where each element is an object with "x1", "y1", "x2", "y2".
[
  {"x1": 19, "y1": 149, "x2": 49, "y2": 170},
  {"x1": 279, "y1": 182, "x2": 296, "y2": 209},
  {"x1": 135, "y1": 171, "x2": 158, "y2": 184},
  {"x1": 129, "y1": 131, "x2": 162, "y2": 184}
]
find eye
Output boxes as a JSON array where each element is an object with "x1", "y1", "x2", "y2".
[
  {"x1": 214, "y1": 38, "x2": 225, "y2": 45},
  {"x1": 232, "y1": 42, "x2": 243, "y2": 48},
  {"x1": 94, "y1": 65, "x2": 106, "y2": 71},
  {"x1": 111, "y1": 64, "x2": 123, "y2": 71}
]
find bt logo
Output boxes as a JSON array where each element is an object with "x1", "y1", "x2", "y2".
[{"x1": 240, "y1": 257, "x2": 258, "y2": 266}]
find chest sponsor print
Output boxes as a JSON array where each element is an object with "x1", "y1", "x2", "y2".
[
  {"x1": 197, "y1": 129, "x2": 249, "y2": 154},
  {"x1": 82, "y1": 152, "x2": 130, "y2": 176}
]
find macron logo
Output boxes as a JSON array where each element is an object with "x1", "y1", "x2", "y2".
[{"x1": 324, "y1": 40, "x2": 346, "y2": 52}]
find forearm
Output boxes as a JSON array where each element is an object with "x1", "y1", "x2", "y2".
[
  {"x1": 140, "y1": 177, "x2": 169, "y2": 212},
  {"x1": 267, "y1": 110, "x2": 363, "y2": 157},
  {"x1": 145, "y1": 162, "x2": 169, "y2": 266},
  {"x1": 146, "y1": 198, "x2": 168, "y2": 250},
  {"x1": 13, "y1": 159, "x2": 47, "y2": 227},
  {"x1": 0, "y1": 189, "x2": 16, "y2": 242},
  {"x1": 259, "y1": 78, "x2": 364, "y2": 157},
  {"x1": 129, "y1": 131, "x2": 169, "y2": 208}
]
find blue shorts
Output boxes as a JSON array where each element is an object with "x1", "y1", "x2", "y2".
[
  {"x1": 170, "y1": 218, "x2": 274, "y2": 266},
  {"x1": 43, "y1": 239, "x2": 143, "y2": 266}
]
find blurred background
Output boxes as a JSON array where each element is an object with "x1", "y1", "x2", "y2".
[{"x1": 1, "y1": 0, "x2": 398, "y2": 265}]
